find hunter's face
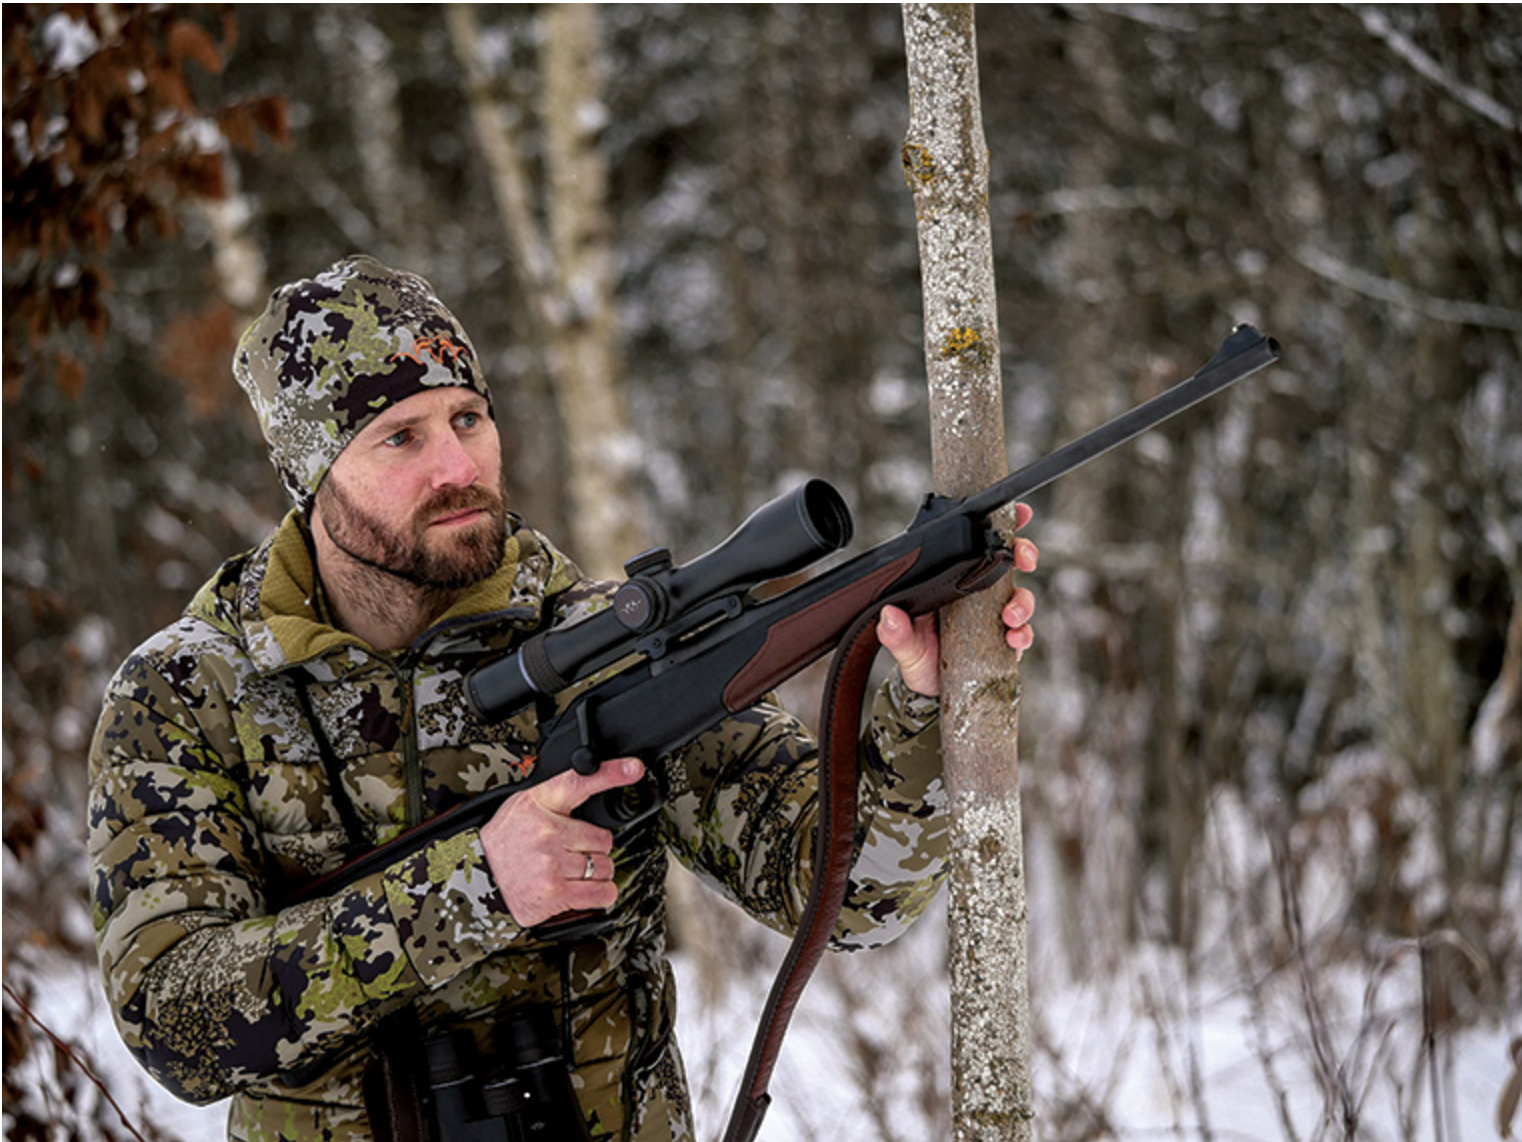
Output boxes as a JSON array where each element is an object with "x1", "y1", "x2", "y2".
[{"x1": 314, "y1": 387, "x2": 508, "y2": 590}]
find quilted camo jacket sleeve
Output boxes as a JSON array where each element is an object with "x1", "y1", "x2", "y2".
[
  {"x1": 86, "y1": 633, "x2": 522, "y2": 1105},
  {"x1": 659, "y1": 671, "x2": 949, "y2": 950}
]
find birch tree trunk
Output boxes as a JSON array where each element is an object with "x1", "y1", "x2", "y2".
[
  {"x1": 902, "y1": 6, "x2": 1035, "y2": 1140},
  {"x1": 447, "y1": 4, "x2": 646, "y2": 578}
]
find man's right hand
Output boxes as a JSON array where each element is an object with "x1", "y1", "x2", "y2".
[{"x1": 478, "y1": 757, "x2": 646, "y2": 929}]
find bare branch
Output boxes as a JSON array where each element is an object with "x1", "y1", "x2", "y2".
[
  {"x1": 1294, "y1": 245, "x2": 1522, "y2": 333},
  {"x1": 1349, "y1": 6, "x2": 1520, "y2": 134}
]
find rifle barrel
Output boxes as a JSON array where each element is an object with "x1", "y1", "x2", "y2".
[{"x1": 957, "y1": 324, "x2": 1281, "y2": 522}]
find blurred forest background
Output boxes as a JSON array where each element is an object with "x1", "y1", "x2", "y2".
[{"x1": 4, "y1": 4, "x2": 1520, "y2": 1140}]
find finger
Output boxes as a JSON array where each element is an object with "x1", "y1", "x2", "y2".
[
  {"x1": 1013, "y1": 536, "x2": 1040, "y2": 574},
  {"x1": 553, "y1": 861, "x2": 620, "y2": 909},
  {"x1": 881, "y1": 605, "x2": 937, "y2": 642},
  {"x1": 533, "y1": 757, "x2": 646, "y2": 818},
  {"x1": 562, "y1": 880, "x2": 620, "y2": 916},
  {"x1": 1013, "y1": 502, "x2": 1034, "y2": 530},
  {"x1": 877, "y1": 607, "x2": 937, "y2": 668},
  {"x1": 518, "y1": 877, "x2": 621, "y2": 929},
  {"x1": 1004, "y1": 588, "x2": 1036, "y2": 661},
  {"x1": 880, "y1": 607, "x2": 941, "y2": 698},
  {"x1": 1003, "y1": 587, "x2": 1036, "y2": 630}
]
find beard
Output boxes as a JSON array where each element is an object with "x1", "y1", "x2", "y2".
[{"x1": 315, "y1": 473, "x2": 509, "y2": 592}]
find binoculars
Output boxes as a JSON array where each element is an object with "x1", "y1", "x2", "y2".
[{"x1": 421, "y1": 1009, "x2": 592, "y2": 1142}]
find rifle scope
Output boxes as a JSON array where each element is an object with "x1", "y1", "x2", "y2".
[{"x1": 467, "y1": 478, "x2": 853, "y2": 724}]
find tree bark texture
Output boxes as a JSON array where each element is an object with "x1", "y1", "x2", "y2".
[{"x1": 902, "y1": 6, "x2": 1035, "y2": 1141}]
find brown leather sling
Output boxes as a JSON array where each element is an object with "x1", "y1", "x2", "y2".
[{"x1": 720, "y1": 550, "x2": 1011, "y2": 1142}]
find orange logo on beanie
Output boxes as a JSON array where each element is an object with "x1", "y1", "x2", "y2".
[{"x1": 388, "y1": 335, "x2": 470, "y2": 368}]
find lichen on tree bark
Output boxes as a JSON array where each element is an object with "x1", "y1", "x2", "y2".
[{"x1": 902, "y1": 5, "x2": 1035, "y2": 1140}]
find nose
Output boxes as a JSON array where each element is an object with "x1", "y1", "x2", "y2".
[{"x1": 430, "y1": 430, "x2": 481, "y2": 490}]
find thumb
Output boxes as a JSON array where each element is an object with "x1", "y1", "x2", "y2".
[
  {"x1": 878, "y1": 605, "x2": 941, "y2": 695},
  {"x1": 877, "y1": 605, "x2": 912, "y2": 652},
  {"x1": 535, "y1": 757, "x2": 645, "y2": 817},
  {"x1": 878, "y1": 605, "x2": 931, "y2": 659}
]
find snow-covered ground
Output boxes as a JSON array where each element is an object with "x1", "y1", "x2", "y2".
[
  {"x1": 9, "y1": 893, "x2": 1513, "y2": 1142},
  {"x1": 669, "y1": 896, "x2": 1514, "y2": 1142},
  {"x1": 9, "y1": 774, "x2": 1515, "y2": 1141}
]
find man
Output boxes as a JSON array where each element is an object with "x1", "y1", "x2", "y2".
[{"x1": 88, "y1": 256, "x2": 1039, "y2": 1141}]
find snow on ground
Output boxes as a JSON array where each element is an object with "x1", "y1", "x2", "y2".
[
  {"x1": 14, "y1": 903, "x2": 1512, "y2": 1142},
  {"x1": 672, "y1": 901, "x2": 1515, "y2": 1142},
  {"x1": 8, "y1": 949, "x2": 230, "y2": 1140}
]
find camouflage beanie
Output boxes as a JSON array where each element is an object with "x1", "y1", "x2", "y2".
[{"x1": 234, "y1": 255, "x2": 494, "y2": 514}]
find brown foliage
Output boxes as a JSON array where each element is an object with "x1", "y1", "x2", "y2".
[
  {"x1": 154, "y1": 299, "x2": 241, "y2": 416},
  {"x1": 1, "y1": 4, "x2": 287, "y2": 399}
]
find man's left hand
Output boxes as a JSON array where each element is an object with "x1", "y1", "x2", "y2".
[{"x1": 877, "y1": 502, "x2": 1039, "y2": 698}]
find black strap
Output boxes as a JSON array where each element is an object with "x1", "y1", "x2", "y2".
[
  {"x1": 362, "y1": 1009, "x2": 432, "y2": 1142},
  {"x1": 293, "y1": 670, "x2": 370, "y2": 857}
]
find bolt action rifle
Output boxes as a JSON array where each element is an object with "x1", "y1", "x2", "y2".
[{"x1": 292, "y1": 324, "x2": 1280, "y2": 1142}]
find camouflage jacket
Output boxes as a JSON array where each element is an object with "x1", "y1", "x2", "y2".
[{"x1": 88, "y1": 512, "x2": 950, "y2": 1142}]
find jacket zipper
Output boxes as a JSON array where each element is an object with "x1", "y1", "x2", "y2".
[{"x1": 396, "y1": 607, "x2": 539, "y2": 829}]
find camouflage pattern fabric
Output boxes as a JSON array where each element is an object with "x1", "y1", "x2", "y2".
[
  {"x1": 234, "y1": 256, "x2": 494, "y2": 514},
  {"x1": 88, "y1": 513, "x2": 950, "y2": 1142}
]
